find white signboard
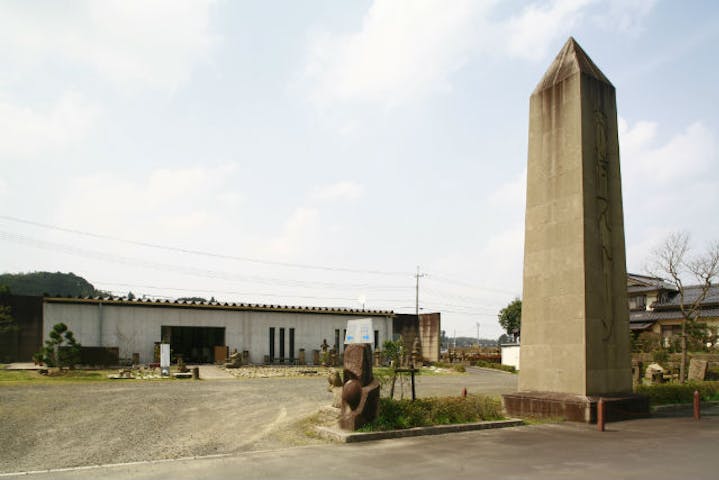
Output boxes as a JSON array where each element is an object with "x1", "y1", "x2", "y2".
[
  {"x1": 344, "y1": 318, "x2": 373, "y2": 345},
  {"x1": 160, "y1": 343, "x2": 170, "y2": 376}
]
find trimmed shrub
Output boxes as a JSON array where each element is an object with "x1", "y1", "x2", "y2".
[
  {"x1": 636, "y1": 381, "x2": 719, "y2": 405},
  {"x1": 359, "y1": 394, "x2": 504, "y2": 431},
  {"x1": 471, "y1": 360, "x2": 517, "y2": 373}
]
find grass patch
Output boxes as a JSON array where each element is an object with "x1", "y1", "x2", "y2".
[
  {"x1": 0, "y1": 369, "x2": 115, "y2": 384},
  {"x1": 521, "y1": 416, "x2": 565, "y2": 425},
  {"x1": 430, "y1": 362, "x2": 466, "y2": 373},
  {"x1": 636, "y1": 381, "x2": 719, "y2": 405},
  {"x1": 470, "y1": 360, "x2": 517, "y2": 374},
  {"x1": 358, "y1": 394, "x2": 504, "y2": 431}
]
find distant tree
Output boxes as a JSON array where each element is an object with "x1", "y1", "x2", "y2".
[
  {"x1": 498, "y1": 298, "x2": 522, "y2": 338},
  {"x1": 0, "y1": 271, "x2": 99, "y2": 296},
  {"x1": 177, "y1": 297, "x2": 208, "y2": 303},
  {"x1": 0, "y1": 285, "x2": 18, "y2": 336},
  {"x1": 210, "y1": 296, "x2": 217, "y2": 303},
  {"x1": 647, "y1": 232, "x2": 719, "y2": 383},
  {"x1": 497, "y1": 334, "x2": 512, "y2": 345},
  {"x1": 127, "y1": 291, "x2": 136, "y2": 300},
  {"x1": 41, "y1": 323, "x2": 81, "y2": 368}
]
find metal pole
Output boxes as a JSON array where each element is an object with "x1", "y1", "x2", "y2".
[
  {"x1": 411, "y1": 367, "x2": 416, "y2": 401},
  {"x1": 415, "y1": 266, "x2": 425, "y2": 316},
  {"x1": 597, "y1": 398, "x2": 605, "y2": 432},
  {"x1": 694, "y1": 390, "x2": 701, "y2": 421}
]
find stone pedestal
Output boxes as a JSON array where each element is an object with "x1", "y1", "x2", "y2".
[{"x1": 502, "y1": 392, "x2": 649, "y2": 423}]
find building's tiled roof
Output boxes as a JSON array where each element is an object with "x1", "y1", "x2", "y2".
[
  {"x1": 630, "y1": 322, "x2": 654, "y2": 331},
  {"x1": 44, "y1": 295, "x2": 394, "y2": 317},
  {"x1": 653, "y1": 284, "x2": 719, "y2": 310},
  {"x1": 630, "y1": 307, "x2": 719, "y2": 323},
  {"x1": 626, "y1": 273, "x2": 677, "y2": 291}
]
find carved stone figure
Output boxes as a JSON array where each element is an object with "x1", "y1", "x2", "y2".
[
  {"x1": 224, "y1": 350, "x2": 243, "y2": 368},
  {"x1": 327, "y1": 368, "x2": 343, "y2": 408},
  {"x1": 339, "y1": 344, "x2": 380, "y2": 431}
]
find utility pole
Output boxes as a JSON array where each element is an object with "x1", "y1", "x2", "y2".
[{"x1": 415, "y1": 265, "x2": 426, "y2": 316}]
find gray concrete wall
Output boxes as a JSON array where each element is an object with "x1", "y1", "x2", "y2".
[{"x1": 43, "y1": 301, "x2": 392, "y2": 364}]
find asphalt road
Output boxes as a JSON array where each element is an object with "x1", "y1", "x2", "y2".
[
  {"x1": 0, "y1": 367, "x2": 517, "y2": 474},
  {"x1": 4, "y1": 407, "x2": 717, "y2": 480}
]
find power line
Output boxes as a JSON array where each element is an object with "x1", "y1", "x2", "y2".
[
  {"x1": 93, "y1": 281, "x2": 412, "y2": 305},
  {"x1": 0, "y1": 214, "x2": 411, "y2": 277},
  {"x1": 0, "y1": 231, "x2": 412, "y2": 290},
  {"x1": 425, "y1": 273, "x2": 518, "y2": 296}
]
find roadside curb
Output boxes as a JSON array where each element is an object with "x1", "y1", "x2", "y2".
[
  {"x1": 651, "y1": 400, "x2": 719, "y2": 412},
  {"x1": 315, "y1": 418, "x2": 524, "y2": 443}
]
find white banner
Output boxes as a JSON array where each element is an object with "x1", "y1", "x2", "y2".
[{"x1": 344, "y1": 318, "x2": 373, "y2": 344}]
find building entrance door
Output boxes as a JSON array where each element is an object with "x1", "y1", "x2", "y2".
[{"x1": 161, "y1": 326, "x2": 225, "y2": 363}]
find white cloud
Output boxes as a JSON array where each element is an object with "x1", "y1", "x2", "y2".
[
  {"x1": 488, "y1": 169, "x2": 526, "y2": 209},
  {"x1": 0, "y1": 92, "x2": 99, "y2": 158},
  {"x1": 54, "y1": 164, "x2": 238, "y2": 237},
  {"x1": 311, "y1": 181, "x2": 364, "y2": 202},
  {"x1": 304, "y1": 0, "x2": 491, "y2": 108},
  {"x1": 620, "y1": 116, "x2": 719, "y2": 269},
  {"x1": 594, "y1": 0, "x2": 657, "y2": 34},
  {"x1": 303, "y1": 0, "x2": 659, "y2": 108},
  {"x1": 0, "y1": 0, "x2": 217, "y2": 92},
  {"x1": 268, "y1": 207, "x2": 321, "y2": 258},
  {"x1": 505, "y1": 0, "x2": 594, "y2": 61},
  {"x1": 620, "y1": 118, "x2": 715, "y2": 186}
]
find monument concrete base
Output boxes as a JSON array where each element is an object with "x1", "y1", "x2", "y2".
[{"x1": 502, "y1": 391, "x2": 649, "y2": 423}]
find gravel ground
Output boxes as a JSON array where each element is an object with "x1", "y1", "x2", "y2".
[{"x1": 0, "y1": 367, "x2": 517, "y2": 474}]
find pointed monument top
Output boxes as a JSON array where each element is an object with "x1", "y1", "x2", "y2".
[{"x1": 533, "y1": 37, "x2": 613, "y2": 94}]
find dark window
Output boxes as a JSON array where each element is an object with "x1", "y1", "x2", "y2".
[
  {"x1": 343, "y1": 329, "x2": 346, "y2": 351},
  {"x1": 374, "y1": 330, "x2": 379, "y2": 350},
  {"x1": 289, "y1": 328, "x2": 295, "y2": 362},
  {"x1": 269, "y1": 327, "x2": 275, "y2": 363},
  {"x1": 661, "y1": 324, "x2": 682, "y2": 338},
  {"x1": 334, "y1": 329, "x2": 340, "y2": 352},
  {"x1": 629, "y1": 295, "x2": 647, "y2": 311},
  {"x1": 279, "y1": 328, "x2": 285, "y2": 362}
]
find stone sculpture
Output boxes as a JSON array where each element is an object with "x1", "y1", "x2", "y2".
[
  {"x1": 327, "y1": 368, "x2": 343, "y2": 408},
  {"x1": 339, "y1": 344, "x2": 380, "y2": 431},
  {"x1": 224, "y1": 350, "x2": 243, "y2": 368}
]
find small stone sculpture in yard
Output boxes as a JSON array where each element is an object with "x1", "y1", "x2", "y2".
[
  {"x1": 327, "y1": 368, "x2": 343, "y2": 408},
  {"x1": 339, "y1": 344, "x2": 380, "y2": 431}
]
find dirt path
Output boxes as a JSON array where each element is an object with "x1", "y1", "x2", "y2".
[{"x1": 0, "y1": 369, "x2": 517, "y2": 474}]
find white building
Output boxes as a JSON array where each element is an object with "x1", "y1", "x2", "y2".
[{"x1": 43, "y1": 296, "x2": 393, "y2": 364}]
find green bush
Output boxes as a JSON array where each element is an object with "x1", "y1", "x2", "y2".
[
  {"x1": 652, "y1": 349, "x2": 669, "y2": 364},
  {"x1": 471, "y1": 360, "x2": 517, "y2": 373},
  {"x1": 359, "y1": 394, "x2": 504, "y2": 431},
  {"x1": 432, "y1": 362, "x2": 466, "y2": 372},
  {"x1": 636, "y1": 381, "x2": 719, "y2": 405}
]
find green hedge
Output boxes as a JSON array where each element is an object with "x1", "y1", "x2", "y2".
[
  {"x1": 636, "y1": 381, "x2": 719, "y2": 405},
  {"x1": 359, "y1": 394, "x2": 503, "y2": 431},
  {"x1": 470, "y1": 360, "x2": 517, "y2": 373},
  {"x1": 432, "y1": 362, "x2": 466, "y2": 372}
]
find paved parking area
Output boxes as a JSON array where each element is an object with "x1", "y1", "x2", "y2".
[
  {"x1": 0, "y1": 367, "x2": 516, "y2": 474},
  {"x1": 5, "y1": 406, "x2": 717, "y2": 480}
]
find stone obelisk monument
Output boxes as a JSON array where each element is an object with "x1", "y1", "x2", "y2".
[{"x1": 503, "y1": 38, "x2": 648, "y2": 422}]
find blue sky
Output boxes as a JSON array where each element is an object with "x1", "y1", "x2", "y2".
[{"x1": 1, "y1": 0, "x2": 718, "y2": 340}]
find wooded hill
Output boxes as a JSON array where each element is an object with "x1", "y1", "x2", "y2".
[{"x1": 0, "y1": 272, "x2": 101, "y2": 297}]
